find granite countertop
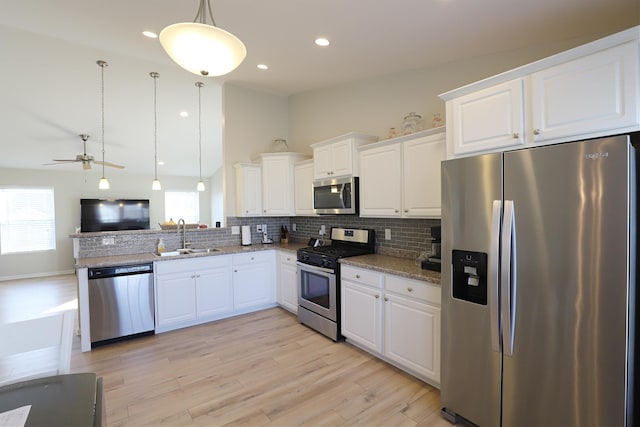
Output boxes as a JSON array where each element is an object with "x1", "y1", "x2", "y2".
[
  {"x1": 75, "y1": 241, "x2": 308, "y2": 268},
  {"x1": 340, "y1": 254, "x2": 441, "y2": 285}
]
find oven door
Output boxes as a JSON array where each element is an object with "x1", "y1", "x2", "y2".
[{"x1": 297, "y1": 262, "x2": 337, "y2": 321}]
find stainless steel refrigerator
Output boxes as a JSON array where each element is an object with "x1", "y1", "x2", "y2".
[{"x1": 440, "y1": 134, "x2": 638, "y2": 426}]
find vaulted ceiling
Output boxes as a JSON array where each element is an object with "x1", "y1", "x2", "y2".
[{"x1": 0, "y1": 0, "x2": 637, "y2": 177}]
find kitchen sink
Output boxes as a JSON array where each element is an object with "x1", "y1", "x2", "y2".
[{"x1": 179, "y1": 247, "x2": 221, "y2": 254}]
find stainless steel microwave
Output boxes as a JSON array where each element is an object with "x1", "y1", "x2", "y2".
[{"x1": 313, "y1": 176, "x2": 358, "y2": 215}]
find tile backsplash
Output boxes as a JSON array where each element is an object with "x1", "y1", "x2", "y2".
[{"x1": 76, "y1": 216, "x2": 440, "y2": 261}]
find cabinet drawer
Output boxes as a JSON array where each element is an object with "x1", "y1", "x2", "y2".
[
  {"x1": 279, "y1": 252, "x2": 296, "y2": 265},
  {"x1": 233, "y1": 250, "x2": 273, "y2": 265},
  {"x1": 341, "y1": 266, "x2": 383, "y2": 288},
  {"x1": 385, "y1": 275, "x2": 440, "y2": 305}
]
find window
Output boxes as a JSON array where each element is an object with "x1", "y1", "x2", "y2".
[
  {"x1": 164, "y1": 191, "x2": 199, "y2": 224},
  {"x1": 0, "y1": 187, "x2": 56, "y2": 254}
]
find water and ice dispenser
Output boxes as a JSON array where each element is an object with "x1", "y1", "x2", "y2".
[{"x1": 452, "y1": 250, "x2": 488, "y2": 305}]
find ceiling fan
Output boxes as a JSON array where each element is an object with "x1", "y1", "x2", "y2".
[{"x1": 45, "y1": 134, "x2": 124, "y2": 170}]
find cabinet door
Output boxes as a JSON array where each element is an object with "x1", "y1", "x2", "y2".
[
  {"x1": 294, "y1": 162, "x2": 315, "y2": 216},
  {"x1": 195, "y1": 266, "x2": 233, "y2": 319},
  {"x1": 235, "y1": 164, "x2": 262, "y2": 216},
  {"x1": 531, "y1": 41, "x2": 639, "y2": 143},
  {"x1": 359, "y1": 143, "x2": 402, "y2": 217},
  {"x1": 384, "y1": 293, "x2": 440, "y2": 383},
  {"x1": 278, "y1": 253, "x2": 298, "y2": 313},
  {"x1": 451, "y1": 78, "x2": 525, "y2": 156},
  {"x1": 313, "y1": 145, "x2": 333, "y2": 180},
  {"x1": 155, "y1": 272, "x2": 196, "y2": 327},
  {"x1": 262, "y1": 156, "x2": 293, "y2": 216},
  {"x1": 233, "y1": 260, "x2": 275, "y2": 310},
  {"x1": 329, "y1": 139, "x2": 354, "y2": 177},
  {"x1": 341, "y1": 280, "x2": 383, "y2": 353},
  {"x1": 403, "y1": 133, "x2": 446, "y2": 218}
]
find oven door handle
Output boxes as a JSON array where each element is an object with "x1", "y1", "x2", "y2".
[{"x1": 296, "y1": 261, "x2": 334, "y2": 275}]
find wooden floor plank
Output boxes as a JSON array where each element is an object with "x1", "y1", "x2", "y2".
[{"x1": 1, "y1": 274, "x2": 445, "y2": 426}]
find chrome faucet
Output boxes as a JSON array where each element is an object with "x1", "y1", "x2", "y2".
[{"x1": 177, "y1": 218, "x2": 187, "y2": 250}]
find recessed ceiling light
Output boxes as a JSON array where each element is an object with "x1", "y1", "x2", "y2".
[
  {"x1": 315, "y1": 38, "x2": 330, "y2": 47},
  {"x1": 257, "y1": 64, "x2": 269, "y2": 70},
  {"x1": 180, "y1": 111, "x2": 188, "y2": 117},
  {"x1": 143, "y1": 31, "x2": 158, "y2": 38}
]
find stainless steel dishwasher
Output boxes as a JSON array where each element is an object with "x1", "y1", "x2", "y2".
[{"x1": 88, "y1": 263, "x2": 154, "y2": 345}]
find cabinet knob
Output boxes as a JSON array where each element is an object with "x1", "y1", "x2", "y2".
[
  {"x1": 356, "y1": 274, "x2": 360, "y2": 279},
  {"x1": 407, "y1": 287, "x2": 413, "y2": 292},
  {"x1": 395, "y1": 209, "x2": 399, "y2": 213},
  {"x1": 251, "y1": 257, "x2": 255, "y2": 260},
  {"x1": 512, "y1": 133, "x2": 520, "y2": 139},
  {"x1": 263, "y1": 210, "x2": 267, "y2": 213},
  {"x1": 375, "y1": 294, "x2": 380, "y2": 299},
  {"x1": 533, "y1": 129, "x2": 541, "y2": 135},
  {"x1": 404, "y1": 209, "x2": 409, "y2": 213},
  {"x1": 191, "y1": 275, "x2": 196, "y2": 279},
  {"x1": 384, "y1": 297, "x2": 388, "y2": 301},
  {"x1": 234, "y1": 269, "x2": 238, "y2": 273}
]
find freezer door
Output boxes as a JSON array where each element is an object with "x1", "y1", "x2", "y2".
[
  {"x1": 441, "y1": 152, "x2": 502, "y2": 427},
  {"x1": 502, "y1": 136, "x2": 633, "y2": 426}
]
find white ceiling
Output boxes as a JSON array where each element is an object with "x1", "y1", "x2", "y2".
[{"x1": 0, "y1": 0, "x2": 638, "y2": 178}]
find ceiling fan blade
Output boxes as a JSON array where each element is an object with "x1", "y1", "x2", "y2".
[
  {"x1": 94, "y1": 160, "x2": 125, "y2": 169},
  {"x1": 44, "y1": 159, "x2": 81, "y2": 165}
]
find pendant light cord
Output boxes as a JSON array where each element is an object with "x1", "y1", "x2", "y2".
[
  {"x1": 197, "y1": 82, "x2": 204, "y2": 183},
  {"x1": 152, "y1": 72, "x2": 159, "y2": 181},
  {"x1": 194, "y1": 0, "x2": 216, "y2": 26},
  {"x1": 98, "y1": 60, "x2": 108, "y2": 179}
]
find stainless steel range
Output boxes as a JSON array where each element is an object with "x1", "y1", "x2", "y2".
[{"x1": 297, "y1": 227, "x2": 375, "y2": 341}]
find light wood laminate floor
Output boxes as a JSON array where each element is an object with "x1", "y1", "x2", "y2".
[{"x1": 1, "y1": 274, "x2": 448, "y2": 426}]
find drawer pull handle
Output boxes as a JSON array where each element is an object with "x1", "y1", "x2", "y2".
[{"x1": 407, "y1": 287, "x2": 413, "y2": 292}]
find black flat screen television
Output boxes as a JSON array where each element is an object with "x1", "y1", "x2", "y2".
[{"x1": 80, "y1": 199, "x2": 150, "y2": 232}]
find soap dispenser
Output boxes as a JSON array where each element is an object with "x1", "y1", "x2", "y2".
[{"x1": 157, "y1": 238, "x2": 165, "y2": 254}]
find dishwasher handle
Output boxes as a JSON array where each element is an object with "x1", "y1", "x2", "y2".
[{"x1": 88, "y1": 263, "x2": 153, "y2": 279}]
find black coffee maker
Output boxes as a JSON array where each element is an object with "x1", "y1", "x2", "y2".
[{"x1": 422, "y1": 226, "x2": 441, "y2": 272}]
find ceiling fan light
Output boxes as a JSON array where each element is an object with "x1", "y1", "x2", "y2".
[
  {"x1": 99, "y1": 177, "x2": 110, "y2": 190},
  {"x1": 152, "y1": 179, "x2": 162, "y2": 191},
  {"x1": 159, "y1": 22, "x2": 246, "y2": 76},
  {"x1": 197, "y1": 180, "x2": 206, "y2": 192}
]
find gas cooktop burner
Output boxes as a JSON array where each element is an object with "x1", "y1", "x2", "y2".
[{"x1": 297, "y1": 227, "x2": 376, "y2": 270}]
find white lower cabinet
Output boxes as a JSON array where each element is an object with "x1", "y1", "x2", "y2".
[
  {"x1": 277, "y1": 251, "x2": 298, "y2": 313},
  {"x1": 155, "y1": 251, "x2": 276, "y2": 333},
  {"x1": 341, "y1": 265, "x2": 441, "y2": 386},
  {"x1": 155, "y1": 256, "x2": 232, "y2": 332},
  {"x1": 232, "y1": 251, "x2": 276, "y2": 311}
]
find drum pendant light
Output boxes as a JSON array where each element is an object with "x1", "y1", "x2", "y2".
[
  {"x1": 196, "y1": 82, "x2": 205, "y2": 192},
  {"x1": 150, "y1": 72, "x2": 161, "y2": 191},
  {"x1": 159, "y1": 0, "x2": 246, "y2": 77},
  {"x1": 97, "y1": 60, "x2": 110, "y2": 190}
]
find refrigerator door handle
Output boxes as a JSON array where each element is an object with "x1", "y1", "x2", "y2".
[
  {"x1": 489, "y1": 200, "x2": 502, "y2": 352},
  {"x1": 501, "y1": 200, "x2": 517, "y2": 356}
]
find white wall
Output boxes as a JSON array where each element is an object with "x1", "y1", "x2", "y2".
[
  {"x1": 287, "y1": 35, "x2": 603, "y2": 151},
  {"x1": 222, "y1": 84, "x2": 289, "y2": 218},
  {"x1": 0, "y1": 167, "x2": 212, "y2": 280}
]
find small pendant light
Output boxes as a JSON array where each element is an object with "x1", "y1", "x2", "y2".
[
  {"x1": 97, "y1": 60, "x2": 110, "y2": 190},
  {"x1": 150, "y1": 72, "x2": 161, "y2": 190},
  {"x1": 196, "y1": 82, "x2": 205, "y2": 192}
]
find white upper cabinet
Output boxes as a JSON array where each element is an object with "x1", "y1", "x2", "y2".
[
  {"x1": 402, "y1": 131, "x2": 446, "y2": 218},
  {"x1": 234, "y1": 163, "x2": 262, "y2": 217},
  {"x1": 311, "y1": 133, "x2": 378, "y2": 180},
  {"x1": 256, "y1": 153, "x2": 310, "y2": 216},
  {"x1": 359, "y1": 129, "x2": 445, "y2": 218},
  {"x1": 531, "y1": 41, "x2": 639, "y2": 143},
  {"x1": 441, "y1": 26, "x2": 639, "y2": 158},
  {"x1": 450, "y1": 79, "x2": 525, "y2": 156},
  {"x1": 294, "y1": 159, "x2": 315, "y2": 216}
]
